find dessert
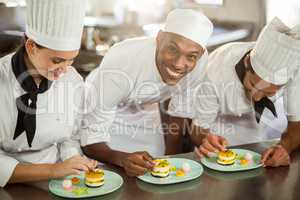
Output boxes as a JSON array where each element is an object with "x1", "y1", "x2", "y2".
[
  {"x1": 238, "y1": 152, "x2": 253, "y2": 165},
  {"x1": 182, "y1": 163, "x2": 191, "y2": 173},
  {"x1": 151, "y1": 159, "x2": 171, "y2": 178},
  {"x1": 62, "y1": 179, "x2": 73, "y2": 191},
  {"x1": 217, "y1": 150, "x2": 237, "y2": 165},
  {"x1": 244, "y1": 152, "x2": 253, "y2": 162},
  {"x1": 85, "y1": 169, "x2": 105, "y2": 187}
]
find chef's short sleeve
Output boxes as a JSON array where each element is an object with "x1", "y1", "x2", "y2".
[
  {"x1": 0, "y1": 150, "x2": 19, "y2": 187},
  {"x1": 192, "y1": 81, "x2": 220, "y2": 129},
  {"x1": 80, "y1": 66, "x2": 132, "y2": 146},
  {"x1": 286, "y1": 70, "x2": 300, "y2": 122},
  {"x1": 168, "y1": 80, "x2": 220, "y2": 129},
  {"x1": 168, "y1": 88, "x2": 196, "y2": 119}
]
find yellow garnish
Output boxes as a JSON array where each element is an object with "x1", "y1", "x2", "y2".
[
  {"x1": 240, "y1": 159, "x2": 249, "y2": 165},
  {"x1": 176, "y1": 169, "x2": 185, "y2": 177}
]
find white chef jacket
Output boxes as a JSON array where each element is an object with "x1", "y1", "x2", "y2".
[
  {"x1": 83, "y1": 37, "x2": 208, "y2": 157},
  {"x1": 0, "y1": 53, "x2": 91, "y2": 187},
  {"x1": 168, "y1": 42, "x2": 288, "y2": 146}
]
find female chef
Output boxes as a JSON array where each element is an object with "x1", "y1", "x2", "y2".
[{"x1": 0, "y1": 0, "x2": 97, "y2": 187}]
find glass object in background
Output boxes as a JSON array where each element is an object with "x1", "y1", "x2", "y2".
[
  {"x1": 0, "y1": 0, "x2": 25, "y2": 7},
  {"x1": 123, "y1": 0, "x2": 167, "y2": 25},
  {"x1": 266, "y1": 0, "x2": 300, "y2": 27},
  {"x1": 194, "y1": 0, "x2": 223, "y2": 5}
]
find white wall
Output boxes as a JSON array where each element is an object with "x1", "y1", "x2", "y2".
[
  {"x1": 266, "y1": 0, "x2": 300, "y2": 27},
  {"x1": 181, "y1": 0, "x2": 267, "y2": 39}
]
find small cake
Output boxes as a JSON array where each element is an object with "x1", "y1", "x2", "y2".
[
  {"x1": 182, "y1": 163, "x2": 191, "y2": 173},
  {"x1": 217, "y1": 150, "x2": 237, "y2": 165},
  {"x1": 85, "y1": 169, "x2": 105, "y2": 188},
  {"x1": 151, "y1": 159, "x2": 171, "y2": 178},
  {"x1": 244, "y1": 152, "x2": 253, "y2": 162},
  {"x1": 62, "y1": 179, "x2": 73, "y2": 191}
]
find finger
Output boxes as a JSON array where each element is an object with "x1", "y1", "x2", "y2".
[
  {"x1": 210, "y1": 136, "x2": 226, "y2": 152},
  {"x1": 125, "y1": 168, "x2": 141, "y2": 177},
  {"x1": 219, "y1": 137, "x2": 228, "y2": 148},
  {"x1": 142, "y1": 152, "x2": 155, "y2": 168},
  {"x1": 81, "y1": 157, "x2": 97, "y2": 171},
  {"x1": 73, "y1": 163, "x2": 90, "y2": 172},
  {"x1": 261, "y1": 148, "x2": 274, "y2": 164},
  {"x1": 202, "y1": 140, "x2": 218, "y2": 153},
  {"x1": 284, "y1": 156, "x2": 291, "y2": 166},
  {"x1": 60, "y1": 169, "x2": 81, "y2": 177},
  {"x1": 125, "y1": 170, "x2": 136, "y2": 177},
  {"x1": 264, "y1": 149, "x2": 281, "y2": 167},
  {"x1": 71, "y1": 169, "x2": 82, "y2": 175},
  {"x1": 199, "y1": 145, "x2": 211, "y2": 157},
  {"x1": 126, "y1": 162, "x2": 147, "y2": 175},
  {"x1": 78, "y1": 159, "x2": 95, "y2": 171},
  {"x1": 194, "y1": 147, "x2": 204, "y2": 158},
  {"x1": 132, "y1": 156, "x2": 153, "y2": 170},
  {"x1": 275, "y1": 150, "x2": 290, "y2": 166},
  {"x1": 126, "y1": 166, "x2": 146, "y2": 177},
  {"x1": 87, "y1": 159, "x2": 97, "y2": 171},
  {"x1": 81, "y1": 157, "x2": 94, "y2": 168},
  {"x1": 142, "y1": 152, "x2": 154, "y2": 161},
  {"x1": 93, "y1": 160, "x2": 99, "y2": 169},
  {"x1": 70, "y1": 155, "x2": 81, "y2": 160},
  {"x1": 264, "y1": 156, "x2": 276, "y2": 167}
]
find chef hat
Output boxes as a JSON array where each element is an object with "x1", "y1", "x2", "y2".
[
  {"x1": 25, "y1": 0, "x2": 86, "y2": 51},
  {"x1": 250, "y1": 17, "x2": 300, "y2": 85},
  {"x1": 164, "y1": 9, "x2": 213, "y2": 48}
]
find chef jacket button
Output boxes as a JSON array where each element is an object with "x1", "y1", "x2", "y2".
[
  {"x1": 18, "y1": 148, "x2": 22, "y2": 152},
  {"x1": 138, "y1": 100, "x2": 142, "y2": 105},
  {"x1": 53, "y1": 142, "x2": 57, "y2": 146}
]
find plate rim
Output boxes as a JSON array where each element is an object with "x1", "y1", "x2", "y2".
[
  {"x1": 49, "y1": 169, "x2": 123, "y2": 198},
  {"x1": 137, "y1": 158, "x2": 203, "y2": 185},
  {"x1": 200, "y1": 148, "x2": 262, "y2": 172}
]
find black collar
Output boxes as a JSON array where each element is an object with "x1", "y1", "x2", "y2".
[
  {"x1": 11, "y1": 46, "x2": 52, "y2": 147},
  {"x1": 235, "y1": 52, "x2": 277, "y2": 123}
]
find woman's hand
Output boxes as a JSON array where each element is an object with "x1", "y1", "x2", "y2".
[
  {"x1": 51, "y1": 155, "x2": 98, "y2": 178},
  {"x1": 194, "y1": 133, "x2": 228, "y2": 158}
]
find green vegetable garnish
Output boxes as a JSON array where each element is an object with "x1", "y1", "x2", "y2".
[{"x1": 72, "y1": 187, "x2": 89, "y2": 196}]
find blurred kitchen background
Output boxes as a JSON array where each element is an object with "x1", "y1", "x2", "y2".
[{"x1": 1, "y1": 0, "x2": 300, "y2": 77}]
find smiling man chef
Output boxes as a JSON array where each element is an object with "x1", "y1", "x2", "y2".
[
  {"x1": 81, "y1": 9, "x2": 213, "y2": 177},
  {"x1": 167, "y1": 18, "x2": 300, "y2": 167}
]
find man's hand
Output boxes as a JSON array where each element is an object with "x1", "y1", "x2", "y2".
[
  {"x1": 261, "y1": 144, "x2": 290, "y2": 167},
  {"x1": 121, "y1": 151, "x2": 155, "y2": 177},
  {"x1": 194, "y1": 133, "x2": 228, "y2": 158}
]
